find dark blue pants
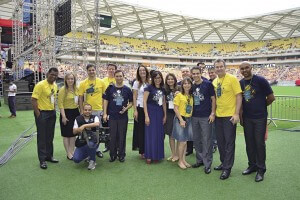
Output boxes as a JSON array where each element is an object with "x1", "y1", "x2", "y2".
[
  {"x1": 8, "y1": 96, "x2": 16, "y2": 116},
  {"x1": 73, "y1": 142, "x2": 99, "y2": 163}
]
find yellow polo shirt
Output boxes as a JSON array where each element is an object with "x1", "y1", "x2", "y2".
[
  {"x1": 78, "y1": 78, "x2": 105, "y2": 110},
  {"x1": 213, "y1": 73, "x2": 242, "y2": 117},
  {"x1": 102, "y1": 77, "x2": 116, "y2": 90},
  {"x1": 58, "y1": 86, "x2": 79, "y2": 109},
  {"x1": 32, "y1": 80, "x2": 58, "y2": 110},
  {"x1": 174, "y1": 93, "x2": 193, "y2": 117}
]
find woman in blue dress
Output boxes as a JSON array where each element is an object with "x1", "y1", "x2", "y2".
[{"x1": 143, "y1": 71, "x2": 167, "y2": 164}]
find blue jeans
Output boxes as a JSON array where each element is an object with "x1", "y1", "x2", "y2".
[{"x1": 73, "y1": 141, "x2": 99, "y2": 162}]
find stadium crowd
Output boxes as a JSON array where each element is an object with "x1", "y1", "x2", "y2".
[{"x1": 56, "y1": 62, "x2": 300, "y2": 83}]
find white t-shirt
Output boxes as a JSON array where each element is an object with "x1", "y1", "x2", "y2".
[
  {"x1": 132, "y1": 81, "x2": 147, "y2": 108},
  {"x1": 73, "y1": 116, "x2": 99, "y2": 129},
  {"x1": 8, "y1": 84, "x2": 17, "y2": 97}
]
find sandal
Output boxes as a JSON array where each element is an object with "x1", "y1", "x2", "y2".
[{"x1": 167, "y1": 156, "x2": 173, "y2": 161}]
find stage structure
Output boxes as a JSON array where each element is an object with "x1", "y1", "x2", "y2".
[{"x1": 12, "y1": 0, "x2": 103, "y2": 84}]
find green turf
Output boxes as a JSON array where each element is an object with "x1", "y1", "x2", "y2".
[{"x1": 0, "y1": 87, "x2": 300, "y2": 200}]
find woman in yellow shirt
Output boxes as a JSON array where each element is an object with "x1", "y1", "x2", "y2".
[
  {"x1": 173, "y1": 77, "x2": 193, "y2": 169},
  {"x1": 58, "y1": 73, "x2": 80, "y2": 160}
]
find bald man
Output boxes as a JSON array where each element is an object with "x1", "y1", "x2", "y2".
[{"x1": 239, "y1": 62, "x2": 275, "y2": 182}]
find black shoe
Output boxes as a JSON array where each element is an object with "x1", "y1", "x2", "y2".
[
  {"x1": 242, "y1": 167, "x2": 257, "y2": 175},
  {"x1": 103, "y1": 147, "x2": 109, "y2": 153},
  {"x1": 119, "y1": 157, "x2": 125, "y2": 162},
  {"x1": 185, "y1": 151, "x2": 193, "y2": 156},
  {"x1": 109, "y1": 156, "x2": 117, "y2": 162},
  {"x1": 192, "y1": 162, "x2": 203, "y2": 168},
  {"x1": 214, "y1": 164, "x2": 223, "y2": 171},
  {"x1": 212, "y1": 145, "x2": 217, "y2": 153},
  {"x1": 204, "y1": 167, "x2": 211, "y2": 174},
  {"x1": 45, "y1": 157, "x2": 59, "y2": 163},
  {"x1": 220, "y1": 170, "x2": 230, "y2": 180},
  {"x1": 40, "y1": 161, "x2": 47, "y2": 169},
  {"x1": 255, "y1": 172, "x2": 264, "y2": 182},
  {"x1": 96, "y1": 151, "x2": 103, "y2": 158}
]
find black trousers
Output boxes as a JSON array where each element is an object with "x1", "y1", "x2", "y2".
[
  {"x1": 215, "y1": 117, "x2": 236, "y2": 171},
  {"x1": 132, "y1": 107, "x2": 145, "y2": 154},
  {"x1": 109, "y1": 118, "x2": 128, "y2": 158},
  {"x1": 34, "y1": 110, "x2": 56, "y2": 162},
  {"x1": 243, "y1": 117, "x2": 267, "y2": 173},
  {"x1": 187, "y1": 141, "x2": 193, "y2": 153}
]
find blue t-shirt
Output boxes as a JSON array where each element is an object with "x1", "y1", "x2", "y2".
[
  {"x1": 192, "y1": 80, "x2": 215, "y2": 117},
  {"x1": 144, "y1": 85, "x2": 165, "y2": 107},
  {"x1": 240, "y1": 75, "x2": 273, "y2": 119},
  {"x1": 103, "y1": 85, "x2": 133, "y2": 120}
]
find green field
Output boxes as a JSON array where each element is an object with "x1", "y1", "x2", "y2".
[{"x1": 0, "y1": 86, "x2": 299, "y2": 200}]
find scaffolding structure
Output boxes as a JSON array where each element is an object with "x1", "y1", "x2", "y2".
[{"x1": 12, "y1": 0, "x2": 101, "y2": 83}]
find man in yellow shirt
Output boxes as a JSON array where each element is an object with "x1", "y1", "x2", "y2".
[
  {"x1": 102, "y1": 63, "x2": 117, "y2": 89},
  {"x1": 31, "y1": 67, "x2": 59, "y2": 170},
  {"x1": 212, "y1": 59, "x2": 242, "y2": 180},
  {"x1": 79, "y1": 64, "x2": 106, "y2": 158}
]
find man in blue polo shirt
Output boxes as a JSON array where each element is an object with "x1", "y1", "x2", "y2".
[
  {"x1": 103, "y1": 70, "x2": 133, "y2": 162},
  {"x1": 239, "y1": 62, "x2": 275, "y2": 182},
  {"x1": 191, "y1": 66, "x2": 216, "y2": 174}
]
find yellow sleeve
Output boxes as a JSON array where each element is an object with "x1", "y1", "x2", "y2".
[
  {"x1": 231, "y1": 76, "x2": 242, "y2": 95},
  {"x1": 78, "y1": 81, "x2": 85, "y2": 96},
  {"x1": 57, "y1": 87, "x2": 65, "y2": 109},
  {"x1": 102, "y1": 77, "x2": 109, "y2": 90},
  {"x1": 100, "y1": 79, "x2": 106, "y2": 94},
  {"x1": 32, "y1": 83, "x2": 42, "y2": 99},
  {"x1": 173, "y1": 93, "x2": 181, "y2": 106}
]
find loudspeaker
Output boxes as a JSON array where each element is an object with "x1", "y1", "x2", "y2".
[
  {"x1": 6, "y1": 61, "x2": 13, "y2": 68},
  {"x1": 55, "y1": 0, "x2": 71, "y2": 36}
]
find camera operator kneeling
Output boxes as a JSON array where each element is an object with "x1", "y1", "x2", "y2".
[{"x1": 73, "y1": 104, "x2": 100, "y2": 170}]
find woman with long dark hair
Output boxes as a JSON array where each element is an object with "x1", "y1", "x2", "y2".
[
  {"x1": 173, "y1": 77, "x2": 194, "y2": 169},
  {"x1": 144, "y1": 71, "x2": 166, "y2": 164},
  {"x1": 58, "y1": 73, "x2": 80, "y2": 160},
  {"x1": 164, "y1": 73, "x2": 179, "y2": 162},
  {"x1": 132, "y1": 65, "x2": 150, "y2": 158}
]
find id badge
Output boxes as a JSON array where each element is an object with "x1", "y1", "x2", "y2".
[
  {"x1": 116, "y1": 97, "x2": 124, "y2": 106},
  {"x1": 50, "y1": 95, "x2": 55, "y2": 104},
  {"x1": 244, "y1": 90, "x2": 251, "y2": 102},
  {"x1": 194, "y1": 96, "x2": 200, "y2": 105},
  {"x1": 216, "y1": 86, "x2": 222, "y2": 98},
  {"x1": 186, "y1": 105, "x2": 192, "y2": 114},
  {"x1": 74, "y1": 96, "x2": 79, "y2": 104},
  {"x1": 168, "y1": 101, "x2": 174, "y2": 109},
  {"x1": 158, "y1": 97, "x2": 163, "y2": 106}
]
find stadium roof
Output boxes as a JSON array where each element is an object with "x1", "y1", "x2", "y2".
[{"x1": 1, "y1": 0, "x2": 300, "y2": 43}]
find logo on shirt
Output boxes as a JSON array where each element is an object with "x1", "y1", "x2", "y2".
[
  {"x1": 153, "y1": 90, "x2": 163, "y2": 104},
  {"x1": 113, "y1": 89, "x2": 124, "y2": 106},
  {"x1": 166, "y1": 92, "x2": 174, "y2": 102},
  {"x1": 243, "y1": 85, "x2": 255, "y2": 102},
  {"x1": 193, "y1": 87, "x2": 204, "y2": 101}
]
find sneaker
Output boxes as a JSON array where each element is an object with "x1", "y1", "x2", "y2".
[{"x1": 87, "y1": 160, "x2": 96, "y2": 170}]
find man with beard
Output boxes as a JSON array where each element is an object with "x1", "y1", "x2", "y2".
[{"x1": 239, "y1": 62, "x2": 275, "y2": 182}]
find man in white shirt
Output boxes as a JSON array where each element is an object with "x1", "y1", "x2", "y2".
[{"x1": 7, "y1": 81, "x2": 17, "y2": 118}]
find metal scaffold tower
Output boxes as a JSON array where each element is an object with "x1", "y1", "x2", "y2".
[{"x1": 12, "y1": 0, "x2": 102, "y2": 83}]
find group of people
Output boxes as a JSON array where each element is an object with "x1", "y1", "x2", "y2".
[{"x1": 31, "y1": 59, "x2": 275, "y2": 182}]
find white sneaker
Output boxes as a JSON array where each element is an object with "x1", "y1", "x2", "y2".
[{"x1": 87, "y1": 160, "x2": 96, "y2": 170}]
